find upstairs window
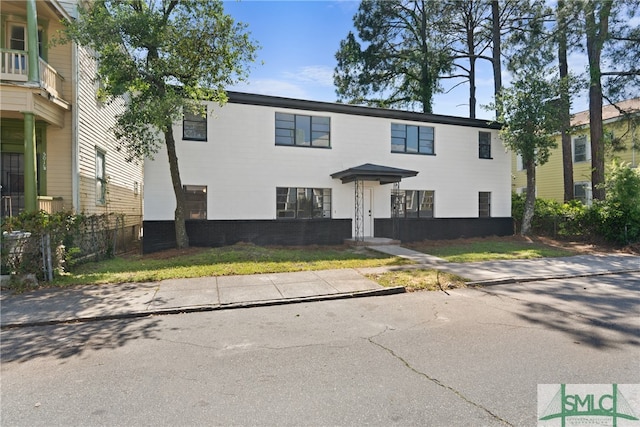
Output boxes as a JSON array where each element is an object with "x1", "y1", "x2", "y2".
[
  {"x1": 8, "y1": 24, "x2": 45, "y2": 59},
  {"x1": 275, "y1": 113, "x2": 330, "y2": 148},
  {"x1": 479, "y1": 132, "x2": 492, "y2": 159},
  {"x1": 479, "y1": 192, "x2": 491, "y2": 217},
  {"x1": 391, "y1": 124, "x2": 434, "y2": 155},
  {"x1": 183, "y1": 107, "x2": 207, "y2": 141},
  {"x1": 184, "y1": 185, "x2": 207, "y2": 219},
  {"x1": 573, "y1": 135, "x2": 589, "y2": 163},
  {"x1": 276, "y1": 187, "x2": 331, "y2": 219}
]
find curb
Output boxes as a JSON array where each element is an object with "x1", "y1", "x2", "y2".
[
  {"x1": 0, "y1": 286, "x2": 406, "y2": 330},
  {"x1": 466, "y1": 268, "x2": 640, "y2": 286}
]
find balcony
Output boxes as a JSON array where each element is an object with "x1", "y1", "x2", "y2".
[{"x1": 1, "y1": 49, "x2": 65, "y2": 99}]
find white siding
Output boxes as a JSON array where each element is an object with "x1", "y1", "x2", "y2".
[{"x1": 144, "y1": 100, "x2": 511, "y2": 225}]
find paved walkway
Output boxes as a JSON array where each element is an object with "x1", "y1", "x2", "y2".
[{"x1": 1, "y1": 246, "x2": 638, "y2": 328}]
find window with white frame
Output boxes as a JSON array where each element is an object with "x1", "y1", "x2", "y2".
[
  {"x1": 479, "y1": 131, "x2": 492, "y2": 159},
  {"x1": 183, "y1": 185, "x2": 207, "y2": 219},
  {"x1": 96, "y1": 149, "x2": 106, "y2": 205},
  {"x1": 276, "y1": 187, "x2": 331, "y2": 219},
  {"x1": 574, "y1": 182, "x2": 592, "y2": 205},
  {"x1": 391, "y1": 190, "x2": 434, "y2": 218},
  {"x1": 183, "y1": 106, "x2": 207, "y2": 141},
  {"x1": 275, "y1": 113, "x2": 330, "y2": 147},
  {"x1": 391, "y1": 123, "x2": 435, "y2": 155},
  {"x1": 573, "y1": 135, "x2": 589, "y2": 163},
  {"x1": 479, "y1": 192, "x2": 491, "y2": 217}
]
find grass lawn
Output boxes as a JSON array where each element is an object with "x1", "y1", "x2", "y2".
[
  {"x1": 52, "y1": 243, "x2": 411, "y2": 287},
  {"x1": 6, "y1": 236, "x2": 582, "y2": 292},
  {"x1": 406, "y1": 238, "x2": 576, "y2": 263},
  {"x1": 368, "y1": 269, "x2": 468, "y2": 292}
]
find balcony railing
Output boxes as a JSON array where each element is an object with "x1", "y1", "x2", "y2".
[
  {"x1": 1, "y1": 196, "x2": 65, "y2": 218},
  {"x1": 1, "y1": 48, "x2": 65, "y2": 99},
  {"x1": 38, "y1": 196, "x2": 66, "y2": 214}
]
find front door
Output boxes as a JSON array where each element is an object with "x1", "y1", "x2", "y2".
[
  {"x1": 1, "y1": 153, "x2": 25, "y2": 217},
  {"x1": 364, "y1": 187, "x2": 374, "y2": 237}
]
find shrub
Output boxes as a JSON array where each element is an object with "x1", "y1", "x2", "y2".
[
  {"x1": 511, "y1": 161, "x2": 640, "y2": 245},
  {"x1": 1, "y1": 211, "x2": 126, "y2": 280},
  {"x1": 592, "y1": 161, "x2": 640, "y2": 244}
]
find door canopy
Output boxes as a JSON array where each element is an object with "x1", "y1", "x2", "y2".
[{"x1": 330, "y1": 163, "x2": 419, "y2": 185}]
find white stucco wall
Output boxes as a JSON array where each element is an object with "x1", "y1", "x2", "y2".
[{"x1": 144, "y1": 98, "x2": 511, "y2": 227}]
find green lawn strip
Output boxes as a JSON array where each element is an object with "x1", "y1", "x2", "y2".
[
  {"x1": 406, "y1": 241, "x2": 575, "y2": 263},
  {"x1": 368, "y1": 269, "x2": 468, "y2": 292},
  {"x1": 53, "y1": 245, "x2": 411, "y2": 286}
]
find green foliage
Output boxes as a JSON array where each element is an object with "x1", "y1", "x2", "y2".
[
  {"x1": 1, "y1": 211, "x2": 128, "y2": 280},
  {"x1": 62, "y1": 0, "x2": 259, "y2": 161},
  {"x1": 1, "y1": 211, "x2": 81, "y2": 278},
  {"x1": 334, "y1": 0, "x2": 452, "y2": 113},
  {"x1": 495, "y1": 70, "x2": 561, "y2": 166},
  {"x1": 511, "y1": 161, "x2": 640, "y2": 244},
  {"x1": 591, "y1": 161, "x2": 640, "y2": 244}
]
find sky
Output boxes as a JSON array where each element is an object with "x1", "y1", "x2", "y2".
[{"x1": 222, "y1": 0, "x2": 591, "y2": 120}]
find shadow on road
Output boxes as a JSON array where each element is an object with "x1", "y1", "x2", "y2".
[
  {"x1": 1, "y1": 317, "x2": 161, "y2": 363},
  {"x1": 509, "y1": 274, "x2": 640, "y2": 349},
  {"x1": 1, "y1": 284, "x2": 161, "y2": 363}
]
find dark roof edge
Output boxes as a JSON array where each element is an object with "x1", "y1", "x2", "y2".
[{"x1": 226, "y1": 91, "x2": 502, "y2": 130}]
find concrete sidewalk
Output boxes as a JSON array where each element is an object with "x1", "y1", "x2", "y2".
[
  {"x1": 366, "y1": 245, "x2": 640, "y2": 284},
  {"x1": 1, "y1": 247, "x2": 638, "y2": 329},
  {"x1": 0, "y1": 269, "x2": 404, "y2": 328}
]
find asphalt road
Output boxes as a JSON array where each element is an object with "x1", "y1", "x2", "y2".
[{"x1": 2, "y1": 272, "x2": 639, "y2": 426}]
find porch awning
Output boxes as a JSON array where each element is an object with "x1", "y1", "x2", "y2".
[{"x1": 330, "y1": 163, "x2": 419, "y2": 184}]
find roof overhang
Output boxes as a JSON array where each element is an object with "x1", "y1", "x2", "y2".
[{"x1": 330, "y1": 163, "x2": 419, "y2": 185}]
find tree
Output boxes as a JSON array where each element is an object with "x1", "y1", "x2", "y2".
[
  {"x1": 556, "y1": 0, "x2": 574, "y2": 203},
  {"x1": 63, "y1": 1, "x2": 258, "y2": 248},
  {"x1": 494, "y1": 70, "x2": 561, "y2": 235},
  {"x1": 582, "y1": 0, "x2": 639, "y2": 200},
  {"x1": 584, "y1": 1, "x2": 613, "y2": 202},
  {"x1": 440, "y1": 0, "x2": 492, "y2": 119},
  {"x1": 334, "y1": 0, "x2": 452, "y2": 113}
]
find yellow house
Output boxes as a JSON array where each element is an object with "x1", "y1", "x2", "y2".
[
  {"x1": 1, "y1": 0, "x2": 142, "y2": 238},
  {"x1": 512, "y1": 98, "x2": 640, "y2": 205}
]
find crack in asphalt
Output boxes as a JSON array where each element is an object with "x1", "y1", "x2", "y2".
[{"x1": 367, "y1": 336, "x2": 514, "y2": 427}]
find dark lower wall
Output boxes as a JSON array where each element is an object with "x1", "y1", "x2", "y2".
[
  {"x1": 143, "y1": 219, "x2": 352, "y2": 253},
  {"x1": 374, "y1": 217, "x2": 514, "y2": 242}
]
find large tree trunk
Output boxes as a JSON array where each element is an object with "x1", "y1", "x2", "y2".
[
  {"x1": 521, "y1": 159, "x2": 537, "y2": 236},
  {"x1": 419, "y1": 2, "x2": 433, "y2": 114},
  {"x1": 165, "y1": 127, "x2": 189, "y2": 249},
  {"x1": 585, "y1": 2, "x2": 611, "y2": 201},
  {"x1": 468, "y1": 27, "x2": 477, "y2": 119},
  {"x1": 557, "y1": 0, "x2": 573, "y2": 202},
  {"x1": 491, "y1": 0, "x2": 502, "y2": 118}
]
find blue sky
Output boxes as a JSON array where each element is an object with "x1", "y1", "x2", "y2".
[{"x1": 223, "y1": 0, "x2": 590, "y2": 120}]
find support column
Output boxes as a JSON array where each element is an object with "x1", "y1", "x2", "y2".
[
  {"x1": 23, "y1": 112, "x2": 38, "y2": 212},
  {"x1": 26, "y1": 0, "x2": 40, "y2": 83},
  {"x1": 392, "y1": 182, "x2": 400, "y2": 240},
  {"x1": 354, "y1": 178, "x2": 364, "y2": 242}
]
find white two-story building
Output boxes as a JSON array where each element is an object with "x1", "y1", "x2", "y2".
[{"x1": 143, "y1": 92, "x2": 512, "y2": 252}]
